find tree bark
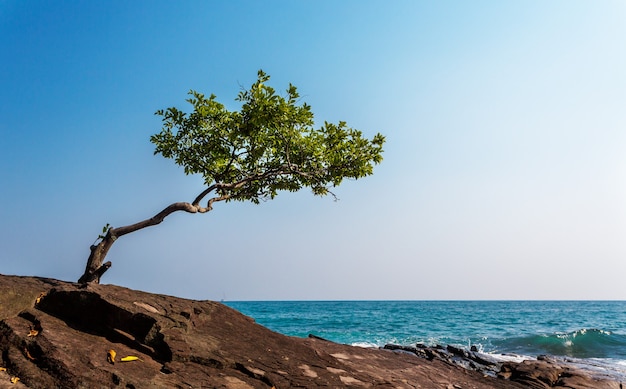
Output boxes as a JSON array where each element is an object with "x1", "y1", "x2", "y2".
[{"x1": 78, "y1": 236, "x2": 115, "y2": 284}]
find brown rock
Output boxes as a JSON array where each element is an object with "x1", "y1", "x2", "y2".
[
  {"x1": 0, "y1": 274, "x2": 620, "y2": 388},
  {"x1": 500, "y1": 359, "x2": 624, "y2": 389}
]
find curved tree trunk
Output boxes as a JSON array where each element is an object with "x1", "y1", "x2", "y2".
[
  {"x1": 78, "y1": 235, "x2": 115, "y2": 284},
  {"x1": 77, "y1": 180, "x2": 250, "y2": 284},
  {"x1": 77, "y1": 202, "x2": 203, "y2": 284}
]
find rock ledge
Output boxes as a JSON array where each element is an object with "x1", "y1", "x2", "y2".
[{"x1": 0, "y1": 275, "x2": 621, "y2": 388}]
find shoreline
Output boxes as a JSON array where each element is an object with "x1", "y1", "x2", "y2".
[
  {"x1": 2, "y1": 274, "x2": 624, "y2": 388},
  {"x1": 382, "y1": 342, "x2": 625, "y2": 387},
  {"x1": 228, "y1": 300, "x2": 626, "y2": 381}
]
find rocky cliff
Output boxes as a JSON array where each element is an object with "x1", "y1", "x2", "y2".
[{"x1": 0, "y1": 275, "x2": 620, "y2": 388}]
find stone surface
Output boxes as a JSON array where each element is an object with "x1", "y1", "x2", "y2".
[
  {"x1": 0, "y1": 274, "x2": 622, "y2": 388},
  {"x1": 386, "y1": 342, "x2": 624, "y2": 388}
]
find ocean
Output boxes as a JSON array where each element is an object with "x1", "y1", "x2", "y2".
[{"x1": 225, "y1": 300, "x2": 626, "y2": 380}]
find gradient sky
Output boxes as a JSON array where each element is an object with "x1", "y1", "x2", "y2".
[{"x1": 2, "y1": 1, "x2": 625, "y2": 300}]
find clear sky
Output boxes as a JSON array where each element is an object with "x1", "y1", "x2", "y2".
[{"x1": 2, "y1": 1, "x2": 625, "y2": 300}]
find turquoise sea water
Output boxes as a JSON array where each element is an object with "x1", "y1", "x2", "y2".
[{"x1": 225, "y1": 301, "x2": 626, "y2": 378}]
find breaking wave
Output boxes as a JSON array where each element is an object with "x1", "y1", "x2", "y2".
[{"x1": 492, "y1": 329, "x2": 626, "y2": 359}]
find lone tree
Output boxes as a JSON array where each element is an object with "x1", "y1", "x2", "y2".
[{"x1": 78, "y1": 71, "x2": 385, "y2": 284}]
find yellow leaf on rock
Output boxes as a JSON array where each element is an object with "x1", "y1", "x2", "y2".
[
  {"x1": 35, "y1": 292, "x2": 46, "y2": 305},
  {"x1": 27, "y1": 329, "x2": 39, "y2": 337},
  {"x1": 10, "y1": 376, "x2": 19, "y2": 384},
  {"x1": 0, "y1": 367, "x2": 6, "y2": 371},
  {"x1": 107, "y1": 349, "x2": 116, "y2": 364},
  {"x1": 120, "y1": 356, "x2": 141, "y2": 362}
]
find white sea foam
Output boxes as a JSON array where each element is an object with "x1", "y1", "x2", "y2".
[
  {"x1": 351, "y1": 341, "x2": 378, "y2": 348},
  {"x1": 569, "y1": 358, "x2": 626, "y2": 382},
  {"x1": 484, "y1": 353, "x2": 626, "y2": 381},
  {"x1": 485, "y1": 352, "x2": 533, "y2": 364}
]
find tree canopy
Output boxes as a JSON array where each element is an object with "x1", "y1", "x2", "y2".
[
  {"x1": 78, "y1": 70, "x2": 385, "y2": 284},
  {"x1": 151, "y1": 70, "x2": 384, "y2": 209}
]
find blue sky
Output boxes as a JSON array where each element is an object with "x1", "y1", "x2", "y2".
[{"x1": 2, "y1": 1, "x2": 625, "y2": 300}]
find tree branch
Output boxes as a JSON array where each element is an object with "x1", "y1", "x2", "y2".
[
  {"x1": 207, "y1": 193, "x2": 232, "y2": 210},
  {"x1": 113, "y1": 201, "x2": 201, "y2": 238},
  {"x1": 192, "y1": 184, "x2": 218, "y2": 207}
]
